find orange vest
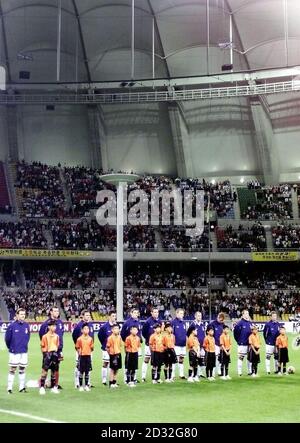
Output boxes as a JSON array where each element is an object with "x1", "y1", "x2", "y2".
[
  {"x1": 125, "y1": 335, "x2": 141, "y2": 353},
  {"x1": 203, "y1": 335, "x2": 215, "y2": 353},
  {"x1": 107, "y1": 334, "x2": 122, "y2": 355},
  {"x1": 276, "y1": 335, "x2": 288, "y2": 348},
  {"x1": 41, "y1": 332, "x2": 59, "y2": 352},
  {"x1": 76, "y1": 335, "x2": 94, "y2": 356},
  {"x1": 149, "y1": 332, "x2": 164, "y2": 352},
  {"x1": 249, "y1": 333, "x2": 260, "y2": 349},
  {"x1": 187, "y1": 335, "x2": 200, "y2": 351},
  {"x1": 162, "y1": 334, "x2": 175, "y2": 349},
  {"x1": 220, "y1": 333, "x2": 232, "y2": 351}
]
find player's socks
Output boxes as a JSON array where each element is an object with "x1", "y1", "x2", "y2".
[
  {"x1": 40, "y1": 375, "x2": 46, "y2": 388},
  {"x1": 266, "y1": 359, "x2": 271, "y2": 373},
  {"x1": 193, "y1": 367, "x2": 197, "y2": 377},
  {"x1": 164, "y1": 369, "x2": 168, "y2": 380},
  {"x1": 172, "y1": 364, "x2": 176, "y2": 379},
  {"x1": 18, "y1": 370, "x2": 26, "y2": 391},
  {"x1": 274, "y1": 360, "x2": 279, "y2": 373},
  {"x1": 7, "y1": 371, "x2": 15, "y2": 391},
  {"x1": 179, "y1": 363, "x2": 184, "y2": 377},
  {"x1": 168, "y1": 368, "x2": 173, "y2": 380},
  {"x1": 102, "y1": 367, "x2": 107, "y2": 384},
  {"x1": 199, "y1": 366, "x2": 205, "y2": 377},
  {"x1": 79, "y1": 375, "x2": 83, "y2": 387},
  {"x1": 238, "y1": 359, "x2": 243, "y2": 375},
  {"x1": 142, "y1": 362, "x2": 148, "y2": 380},
  {"x1": 152, "y1": 368, "x2": 156, "y2": 381},
  {"x1": 74, "y1": 368, "x2": 79, "y2": 387},
  {"x1": 247, "y1": 361, "x2": 252, "y2": 374},
  {"x1": 156, "y1": 369, "x2": 161, "y2": 381},
  {"x1": 188, "y1": 369, "x2": 193, "y2": 378},
  {"x1": 85, "y1": 374, "x2": 89, "y2": 387}
]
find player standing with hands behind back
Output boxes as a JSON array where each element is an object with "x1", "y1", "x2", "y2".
[{"x1": 5, "y1": 308, "x2": 30, "y2": 394}]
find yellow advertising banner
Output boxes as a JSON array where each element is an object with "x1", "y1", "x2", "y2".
[
  {"x1": 0, "y1": 249, "x2": 91, "y2": 258},
  {"x1": 252, "y1": 251, "x2": 299, "y2": 262}
]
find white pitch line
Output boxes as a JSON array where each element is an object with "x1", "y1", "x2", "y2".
[{"x1": 0, "y1": 409, "x2": 65, "y2": 423}]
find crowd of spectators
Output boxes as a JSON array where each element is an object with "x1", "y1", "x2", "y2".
[
  {"x1": 161, "y1": 226, "x2": 211, "y2": 251},
  {"x1": 272, "y1": 224, "x2": 300, "y2": 249},
  {"x1": 2, "y1": 289, "x2": 56, "y2": 320},
  {"x1": 247, "y1": 180, "x2": 262, "y2": 190},
  {"x1": 216, "y1": 223, "x2": 266, "y2": 251},
  {"x1": 15, "y1": 161, "x2": 67, "y2": 218},
  {"x1": 24, "y1": 265, "x2": 100, "y2": 290},
  {"x1": 60, "y1": 289, "x2": 115, "y2": 320},
  {"x1": 50, "y1": 220, "x2": 116, "y2": 250},
  {"x1": 124, "y1": 270, "x2": 187, "y2": 289},
  {"x1": 242, "y1": 185, "x2": 292, "y2": 220},
  {"x1": 226, "y1": 271, "x2": 300, "y2": 289},
  {"x1": 0, "y1": 220, "x2": 47, "y2": 249},
  {"x1": 187, "y1": 289, "x2": 300, "y2": 319},
  {"x1": 64, "y1": 166, "x2": 110, "y2": 217},
  {"x1": 124, "y1": 289, "x2": 172, "y2": 319}
]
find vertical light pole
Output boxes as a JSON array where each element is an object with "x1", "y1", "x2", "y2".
[
  {"x1": 100, "y1": 173, "x2": 140, "y2": 321},
  {"x1": 207, "y1": 193, "x2": 212, "y2": 322}
]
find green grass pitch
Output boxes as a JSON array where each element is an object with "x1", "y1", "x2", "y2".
[{"x1": 0, "y1": 333, "x2": 299, "y2": 423}]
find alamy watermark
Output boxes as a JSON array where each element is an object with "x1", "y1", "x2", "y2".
[{"x1": 95, "y1": 187, "x2": 205, "y2": 238}]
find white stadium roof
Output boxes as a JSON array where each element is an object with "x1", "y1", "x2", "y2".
[{"x1": 0, "y1": 0, "x2": 299, "y2": 83}]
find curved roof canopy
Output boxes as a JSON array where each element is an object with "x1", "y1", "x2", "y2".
[{"x1": 0, "y1": 0, "x2": 299, "y2": 83}]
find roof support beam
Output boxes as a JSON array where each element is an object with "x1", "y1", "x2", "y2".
[
  {"x1": 146, "y1": 0, "x2": 170, "y2": 78},
  {"x1": 249, "y1": 97, "x2": 279, "y2": 185},
  {"x1": 0, "y1": 0, "x2": 11, "y2": 82},
  {"x1": 168, "y1": 102, "x2": 193, "y2": 177},
  {"x1": 72, "y1": 0, "x2": 91, "y2": 83}
]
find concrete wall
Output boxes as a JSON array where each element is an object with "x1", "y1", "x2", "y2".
[
  {"x1": 0, "y1": 106, "x2": 8, "y2": 161},
  {"x1": 103, "y1": 102, "x2": 177, "y2": 175},
  {"x1": 181, "y1": 98, "x2": 260, "y2": 183},
  {"x1": 268, "y1": 93, "x2": 300, "y2": 183},
  {"x1": 17, "y1": 105, "x2": 92, "y2": 166}
]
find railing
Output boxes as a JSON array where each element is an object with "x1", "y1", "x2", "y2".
[{"x1": 1, "y1": 80, "x2": 299, "y2": 105}]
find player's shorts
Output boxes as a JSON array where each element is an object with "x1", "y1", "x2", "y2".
[
  {"x1": 110, "y1": 353, "x2": 122, "y2": 371},
  {"x1": 42, "y1": 352, "x2": 59, "y2": 371},
  {"x1": 102, "y1": 350, "x2": 110, "y2": 363},
  {"x1": 78, "y1": 355, "x2": 92, "y2": 373},
  {"x1": 175, "y1": 346, "x2": 186, "y2": 357},
  {"x1": 125, "y1": 352, "x2": 139, "y2": 371},
  {"x1": 219, "y1": 350, "x2": 231, "y2": 365},
  {"x1": 164, "y1": 348, "x2": 177, "y2": 365},
  {"x1": 144, "y1": 345, "x2": 151, "y2": 358},
  {"x1": 278, "y1": 348, "x2": 289, "y2": 364},
  {"x1": 8, "y1": 352, "x2": 28, "y2": 367},
  {"x1": 151, "y1": 351, "x2": 164, "y2": 367},
  {"x1": 265, "y1": 345, "x2": 275, "y2": 356},
  {"x1": 238, "y1": 345, "x2": 248, "y2": 357},
  {"x1": 189, "y1": 350, "x2": 200, "y2": 368}
]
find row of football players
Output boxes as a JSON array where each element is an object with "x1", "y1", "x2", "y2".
[{"x1": 4, "y1": 306, "x2": 289, "y2": 393}]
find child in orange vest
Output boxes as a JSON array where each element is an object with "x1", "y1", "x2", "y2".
[
  {"x1": 203, "y1": 326, "x2": 216, "y2": 381},
  {"x1": 125, "y1": 325, "x2": 141, "y2": 387},
  {"x1": 248, "y1": 325, "x2": 261, "y2": 377},
  {"x1": 276, "y1": 326, "x2": 289, "y2": 375},
  {"x1": 149, "y1": 323, "x2": 164, "y2": 384},
  {"x1": 76, "y1": 323, "x2": 94, "y2": 392}
]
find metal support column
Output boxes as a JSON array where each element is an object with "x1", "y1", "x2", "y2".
[
  {"x1": 116, "y1": 182, "x2": 125, "y2": 321},
  {"x1": 131, "y1": 0, "x2": 135, "y2": 79},
  {"x1": 57, "y1": 0, "x2": 62, "y2": 82}
]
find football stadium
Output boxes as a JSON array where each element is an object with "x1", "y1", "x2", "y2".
[{"x1": 0, "y1": 0, "x2": 300, "y2": 426}]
